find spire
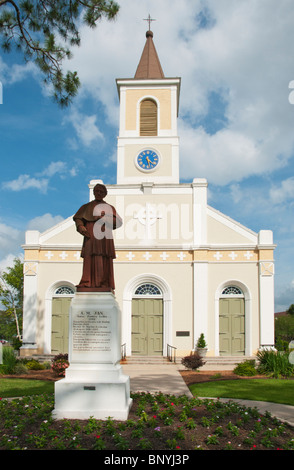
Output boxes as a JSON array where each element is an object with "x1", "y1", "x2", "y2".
[{"x1": 134, "y1": 30, "x2": 165, "y2": 79}]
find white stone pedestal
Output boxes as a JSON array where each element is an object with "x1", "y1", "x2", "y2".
[{"x1": 52, "y1": 292, "x2": 132, "y2": 420}]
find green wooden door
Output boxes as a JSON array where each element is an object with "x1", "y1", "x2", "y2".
[
  {"x1": 132, "y1": 299, "x2": 163, "y2": 355},
  {"x1": 219, "y1": 298, "x2": 245, "y2": 356},
  {"x1": 51, "y1": 297, "x2": 71, "y2": 354}
]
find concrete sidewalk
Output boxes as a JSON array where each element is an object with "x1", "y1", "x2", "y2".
[
  {"x1": 122, "y1": 363, "x2": 193, "y2": 397},
  {"x1": 122, "y1": 363, "x2": 294, "y2": 427}
]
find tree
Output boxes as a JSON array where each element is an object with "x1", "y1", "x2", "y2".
[
  {"x1": 0, "y1": 0, "x2": 120, "y2": 106},
  {"x1": 0, "y1": 257, "x2": 23, "y2": 341},
  {"x1": 286, "y1": 304, "x2": 294, "y2": 316}
]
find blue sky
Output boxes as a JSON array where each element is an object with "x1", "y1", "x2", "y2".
[{"x1": 0, "y1": 0, "x2": 294, "y2": 311}]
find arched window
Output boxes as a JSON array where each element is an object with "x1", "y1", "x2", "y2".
[
  {"x1": 134, "y1": 283, "x2": 162, "y2": 296},
  {"x1": 221, "y1": 286, "x2": 243, "y2": 296},
  {"x1": 54, "y1": 286, "x2": 75, "y2": 295},
  {"x1": 140, "y1": 99, "x2": 158, "y2": 136}
]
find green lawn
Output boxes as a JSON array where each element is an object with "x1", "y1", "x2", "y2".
[
  {"x1": 1, "y1": 377, "x2": 294, "y2": 407},
  {"x1": 189, "y1": 379, "x2": 294, "y2": 406},
  {"x1": 0, "y1": 379, "x2": 54, "y2": 398}
]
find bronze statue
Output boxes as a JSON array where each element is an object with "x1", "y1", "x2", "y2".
[{"x1": 73, "y1": 183, "x2": 122, "y2": 292}]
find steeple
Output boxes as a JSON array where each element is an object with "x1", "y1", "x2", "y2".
[
  {"x1": 134, "y1": 30, "x2": 165, "y2": 79},
  {"x1": 116, "y1": 24, "x2": 181, "y2": 185}
]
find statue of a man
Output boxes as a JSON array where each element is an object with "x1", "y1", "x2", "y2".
[{"x1": 73, "y1": 183, "x2": 122, "y2": 292}]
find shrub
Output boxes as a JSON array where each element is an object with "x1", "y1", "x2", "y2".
[
  {"x1": 181, "y1": 353, "x2": 205, "y2": 370},
  {"x1": 51, "y1": 353, "x2": 69, "y2": 377},
  {"x1": 233, "y1": 360, "x2": 257, "y2": 376},
  {"x1": 14, "y1": 363, "x2": 29, "y2": 375},
  {"x1": 0, "y1": 346, "x2": 17, "y2": 374},
  {"x1": 26, "y1": 359, "x2": 46, "y2": 371},
  {"x1": 257, "y1": 349, "x2": 294, "y2": 378}
]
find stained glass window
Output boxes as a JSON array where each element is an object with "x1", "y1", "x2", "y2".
[
  {"x1": 222, "y1": 286, "x2": 243, "y2": 296},
  {"x1": 134, "y1": 283, "x2": 162, "y2": 296},
  {"x1": 54, "y1": 286, "x2": 75, "y2": 295}
]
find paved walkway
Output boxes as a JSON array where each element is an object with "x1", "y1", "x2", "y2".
[{"x1": 122, "y1": 363, "x2": 294, "y2": 427}]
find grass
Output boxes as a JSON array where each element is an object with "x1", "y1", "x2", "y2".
[
  {"x1": 189, "y1": 379, "x2": 294, "y2": 406},
  {"x1": 0, "y1": 379, "x2": 54, "y2": 398},
  {"x1": 2, "y1": 377, "x2": 294, "y2": 405}
]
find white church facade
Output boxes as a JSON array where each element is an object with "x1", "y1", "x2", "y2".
[{"x1": 21, "y1": 30, "x2": 276, "y2": 361}]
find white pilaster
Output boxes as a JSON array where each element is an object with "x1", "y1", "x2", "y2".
[
  {"x1": 193, "y1": 262, "x2": 208, "y2": 349},
  {"x1": 21, "y1": 231, "x2": 40, "y2": 353},
  {"x1": 192, "y1": 178, "x2": 207, "y2": 246},
  {"x1": 258, "y1": 230, "x2": 275, "y2": 347}
]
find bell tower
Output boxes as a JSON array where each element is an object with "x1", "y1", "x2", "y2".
[{"x1": 116, "y1": 29, "x2": 181, "y2": 185}]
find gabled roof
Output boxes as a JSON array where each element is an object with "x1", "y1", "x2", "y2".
[{"x1": 134, "y1": 30, "x2": 165, "y2": 79}]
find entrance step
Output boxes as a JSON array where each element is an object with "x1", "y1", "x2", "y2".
[
  {"x1": 31, "y1": 354, "x2": 56, "y2": 363},
  {"x1": 199, "y1": 356, "x2": 255, "y2": 371},
  {"x1": 121, "y1": 356, "x2": 173, "y2": 365}
]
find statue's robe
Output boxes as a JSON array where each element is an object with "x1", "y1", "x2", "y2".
[{"x1": 73, "y1": 200, "x2": 122, "y2": 291}]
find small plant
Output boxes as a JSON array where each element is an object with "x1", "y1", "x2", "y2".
[
  {"x1": 93, "y1": 435, "x2": 106, "y2": 450},
  {"x1": 196, "y1": 333, "x2": 207, "y2": 349},
  {"x1": 233, "y1": 360, "x2": 257, "y2": 376},
  {"x1": 14, "y1": 363, "x2": 29, "y2": 375},
  {"x1": 51, "y1": 353, "x2": 69, "y2": 377},
  {"x1": 181, "y1": 353, "x2": 205, "y2": 370},
  {"x1": 137, "y1": 438, "x2": 152, "y2": 450},
  {"x1": 206, "y1": 434, "x2": 219, "y2": 445},
  {"x1": 26, "y1": 359, "x2": 46, "y2": 371}
]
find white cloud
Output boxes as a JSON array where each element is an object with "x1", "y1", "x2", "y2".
[
  {"x1": 0, "y1": 253, "x2": 23, "y2": 272},
  {"x1": 0, "y1": 57, "x2": 39, "y2": 86},
  {"x1": 38, "y1": 161, "x2": 67, "y2": 178},
  {"x1": 270, "y1": 177, "x2": 294, "y2": 204},
  {"x1": 0, "y1": 223, "x2": 22, "y2": 252},
  {"x1": 0, "y1": 223, "x2": 24, "y2": 271},
  {"x1": 26, "y1": 213, "x2": 64, "y2": 232},
  {"x1": 2, "y1": 174, "x2": 49, "y2": 193},
  {"x1": 2, "y1": 160, "x2": 78, "y2": 193},
  {"x1": 63, "y1": 109, "x2": 104, "y2": 147},
  {"x1": 179, "y1": 123, "x2": 262, "y2": 185}
]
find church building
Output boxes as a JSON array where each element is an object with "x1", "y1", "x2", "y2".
[{"x1": 21, "y1": 29, "x2": 276, "y2": 363}]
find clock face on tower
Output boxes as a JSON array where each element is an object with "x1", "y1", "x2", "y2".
[{"x1": 136, "y1": 149, "x2": 160, "y2": 172}]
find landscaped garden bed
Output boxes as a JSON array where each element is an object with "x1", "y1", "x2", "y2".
[{"x1": 1, "y1": 389, "x2": 294, "y2": 451}]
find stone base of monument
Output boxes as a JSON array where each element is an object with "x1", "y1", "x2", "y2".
[{"x1": 52, "y1": 292, "x2": 132, "y2": 420}]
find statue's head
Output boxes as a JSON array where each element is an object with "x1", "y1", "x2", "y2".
[{"x1": 93, "y1": 183, "x2": 107, "y2": 200}]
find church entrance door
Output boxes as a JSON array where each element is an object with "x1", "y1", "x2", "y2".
[
  {"x1": 219, "y1": 298, "x2": 245, "y2": 356},
  {"x1": 51, "y1": 297, "x2": 71, "y2": 354},
  {"x1": 131, "y1": 298, "x2": 163, "y2": 355}
]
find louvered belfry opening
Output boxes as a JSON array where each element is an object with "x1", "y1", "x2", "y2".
[{"x1": 140, "y1": 98, "x2": 158, "y2": 136}]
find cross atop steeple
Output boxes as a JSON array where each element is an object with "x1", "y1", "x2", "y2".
[{"x1": 143, "y1": 14, "x2": 156, "y2": 31}]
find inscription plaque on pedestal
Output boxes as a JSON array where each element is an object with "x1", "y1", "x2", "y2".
[
  {"x1": 72, "y1": 310, "x2": 112, "y2": 359},
  {"x1": 68, "y1": 294, "x2": 121, "y2": 365}
]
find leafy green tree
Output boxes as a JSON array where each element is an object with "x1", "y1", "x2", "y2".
[
  {"x1": 0, "y1": 257, "x2": 23, "y2": 341},
  {"x1": 0, "y1": 0, "x2": 120, "y2": 106},
  {"x1": 286, "y1": 304, "x2": 294, "y2": 316},
  {"x1": 275, "y1": 314, "x2": 294, "y2": 350}
]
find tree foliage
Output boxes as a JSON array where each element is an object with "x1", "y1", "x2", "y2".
[
  {"x1": 275, "y1": 314, "x2": 294, "y2": 351},
  {"x1": 0, "y1": 258, "x2": 23, "y2": 341},
  {"x1": 286, "y1": 304, "x2": 294, "y2": 316},
  {"x1": 0, "y1": 0, "x2": 120, "y2": 106}
]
